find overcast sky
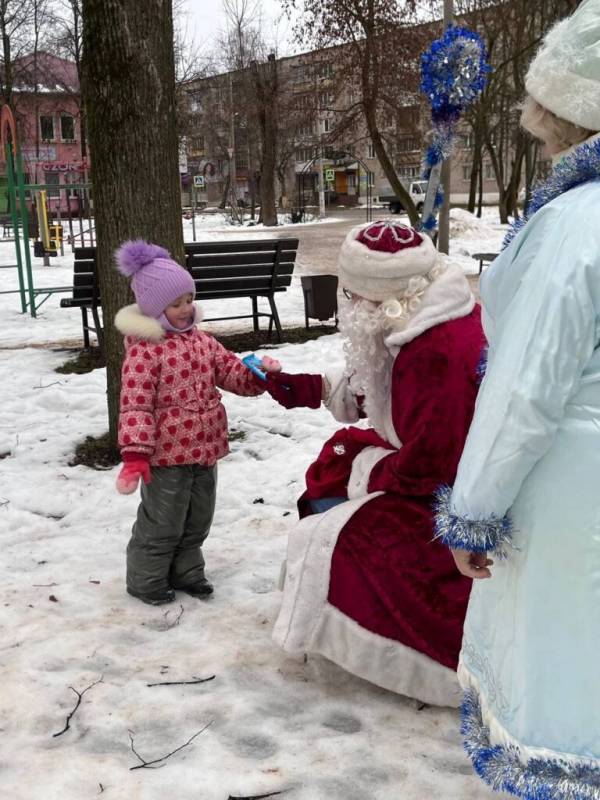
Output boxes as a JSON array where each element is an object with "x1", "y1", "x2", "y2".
[{"x1": 182, "y1": 0, "x2": 298, "y2": 57}]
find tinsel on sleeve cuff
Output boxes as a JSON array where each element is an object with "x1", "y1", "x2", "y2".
[{"x1": 433, "y1": 485, "x2": 512, "y2": 554}]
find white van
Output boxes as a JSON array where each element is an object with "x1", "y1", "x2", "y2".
[{"x1": 378, "y1": 180, "x2": 428, "y2": 214}]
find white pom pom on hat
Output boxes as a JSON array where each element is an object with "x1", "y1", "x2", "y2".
[
  {"x1": 338, "y1": 220, "x2": 439, "y2": 302},
  {"x1": 525, "y1": 0, "x2": 600, "y2": 132}
]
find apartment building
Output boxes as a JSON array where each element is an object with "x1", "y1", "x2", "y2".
[{"x1": 182, "y1": 41, "x2": 502, "y2": 212}]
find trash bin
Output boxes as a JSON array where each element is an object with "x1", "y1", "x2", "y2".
[{"x1": 301, "y1": 274, "x2": 339, "y2": 329}]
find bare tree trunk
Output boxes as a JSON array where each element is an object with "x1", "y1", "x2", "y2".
[
  {"x1": 220, "y1": 173, "x2": 230, "y2": 209},
  {"x1": 1, "y1": 25, "x2": 12, "y2": 104},
  {"x1": 467, "y1": 124, "x2": 483, "y2": 214},
  {"x1": 477, "y1": 157, "x2": 483, "y2": 218},
  {"x1": 523, "y1": 139, "x2": 539, "y2": 211},
  {"x1": 252, "y1": 55, "x2": 278, "y2": 227},
  {"x1": 362, "y1": 94, "x2": 419, "y2": 227},
  {"x1": 82, "y1": 0, "x2": 184, "y2": 447}
]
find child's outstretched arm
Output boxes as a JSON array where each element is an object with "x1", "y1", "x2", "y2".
[
  {"x1": 212, "y1": 340, "x2": 279, "y2": 396},
  {"x1": 115, "y1": 341, "x2": 159, "y2": 493}
]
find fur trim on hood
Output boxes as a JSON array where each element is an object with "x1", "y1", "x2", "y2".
[{"x1": 115, "y1": 303, "x2": 202, "y2": 341}]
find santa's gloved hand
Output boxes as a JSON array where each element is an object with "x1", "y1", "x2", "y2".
[
  {"x1": 265, "y1": 372, "x2": 323, "y2": 409},
  {"x1": 116, "y1": 453, "x2": 152, "y2": 495}
]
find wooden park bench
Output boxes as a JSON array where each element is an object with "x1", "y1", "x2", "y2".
[{"x1": 60, "y1": 238, "x2": 299, "y2": 349}]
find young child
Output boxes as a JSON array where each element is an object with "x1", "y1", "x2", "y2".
[{"x1": 114, "y1": 240, "x2": 280, "y2": 605}]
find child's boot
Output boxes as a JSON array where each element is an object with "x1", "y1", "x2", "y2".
[{"x1": 172, "y1": 577, "x2": 214, "y2": 599}]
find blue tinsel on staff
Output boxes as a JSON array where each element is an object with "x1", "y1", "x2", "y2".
[{"x1": 420, "y1": 26, "x2": 490, "y2": 233}]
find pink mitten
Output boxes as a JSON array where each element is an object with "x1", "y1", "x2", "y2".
[
  {"x1": 261, "y1": 355, "x2": 282, "y2": 373},
  {"x1": 116, "y1": 454, "x2": 151, "y2": 495}
]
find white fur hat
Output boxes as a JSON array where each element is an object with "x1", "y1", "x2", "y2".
[
  {"x1": 525, "y1": 0, "x2": 600, "y2": 131},
  {"x1": 337, "y1": 221, "x2": 438, "y2": 302}
]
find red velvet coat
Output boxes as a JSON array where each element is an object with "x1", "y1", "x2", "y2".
[{"x1": 303, "y1": 306, "x2": 485, "y2": 672}]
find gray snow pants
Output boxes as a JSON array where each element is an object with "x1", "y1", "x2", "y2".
[{"x1": 127, "y1": 464, "x2": 217, "y2": 596}]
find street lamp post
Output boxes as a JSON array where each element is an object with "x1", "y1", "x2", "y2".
[
  {"x1": 318, "y1": 139, "x2": 326, "y2": 219},
  {"x1": 438, "y1": 0, "x2": 453, "y2": 254}
]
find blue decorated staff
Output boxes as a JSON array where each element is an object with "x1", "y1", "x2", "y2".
[{"x1": 419, "y1": 26, "x2": 490, "y2": 234}]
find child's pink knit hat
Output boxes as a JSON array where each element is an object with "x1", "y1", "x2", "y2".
[{"x1": 115, "y1": 240, "x2": 195, "y2": 318}]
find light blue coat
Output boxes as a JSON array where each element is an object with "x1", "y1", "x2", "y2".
[{"x1": 443, "y1": 180, "x2": 600, "y2": 793}]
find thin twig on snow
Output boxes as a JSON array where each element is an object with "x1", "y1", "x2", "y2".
[
  {"x1": 146, "y1": 675, "x2": 215, "y2": 688},
  {"x1": 52, "y1": 677, "x2": 104, "y2": 737},
  {"x1": 128, "y1": 721, "x2": 213, "y2": 770},
  {"x1": 227, "y1": 792, "x2": 287, "y2": 799}
]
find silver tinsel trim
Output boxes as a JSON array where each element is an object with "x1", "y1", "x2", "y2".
[
  {"x1": 433, "y1": 485, "x2": 512, "y2": 555},
  {"x1": 462, "y1": 689, "x2": 600, "y2": 800}
]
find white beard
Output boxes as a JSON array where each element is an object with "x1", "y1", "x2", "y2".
[{"x1": 338, "y1": 296, "x2": 396, "y2": 441}]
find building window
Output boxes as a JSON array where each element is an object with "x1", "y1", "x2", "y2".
[
  {"x1": 295, "y1": 147, "x2": 316, "y2": 163},
  {"x1": 297, "y1": 121, "x2": 314, "y2": 137},
  {"x1": 190, "y1": 135, "x2": 205, "y2": 155},
  {"x1": 45, "y1": 172, "x2": 60, "y2": 198},
  {"x1": 318, "y1": 91, "x2": 333, "y2": 109},
  {"x1": 235, "y1": 153, "x2": 248, "y2": 170},
  {"x1": 462, "y1": 165, "x2": 471, "y2": 181},
  {"x1": 293, "y1": 64, "x2": 306, "y2": 84},
  {"x1": 60, "y1": 115, "x2": 75, "y2": 142},
  {"x1": 40, "y1": 116, "x2": 55, "y2": 141},
  {"x1": 397, "y1": 137, "x2": 418, "y2": 153},
  {"x1": 397, "y1": 166, "x2": 420, "y2": 179},
  {"x1": 485, "y1": 163, "x2": 494, "y2": 180},
  {"x1": 367, "y1": 143, "x2": 375, "y2": 159},
  {"x1": 295, "y1": 93, "x2": 311, "y2": 111},
  {"x1": 323, "y1": 118, "x2": 331, "y2": 133},
  {"x1": 189, "y1": 91, "x2": 203, "y2": 113},
  {"x1": 368, "y1": 171, "x2": 375, "y2": 187},
  {"x1": 347, "y1": 173, "x2": 357, "y2": 188}
]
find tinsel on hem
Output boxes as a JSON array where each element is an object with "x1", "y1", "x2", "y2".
[
  {"x1": 461, "y1": 689, "x2": 600, "y2": 800},
  {"x1": 433, "y1": 485, "x2": 512, "y2": 555}
]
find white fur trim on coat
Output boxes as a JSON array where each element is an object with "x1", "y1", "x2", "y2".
[
  {"x1": 338, "y1": 223, "x2": 438, "y2": 302},
  {"x1": 314, "y1": 605, "x2": 461, "y2": 707},
  {"x1": 347, "y1": 446, "x2": 392, "y2": 499},
  {"x1": 273, "y1": 495, "x2": 461, "y2": 707},
  {"x1": 115, "y1": 303, "x2": 202, "y2": 341}
]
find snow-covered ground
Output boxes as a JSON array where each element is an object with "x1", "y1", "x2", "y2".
[{"x1": 0, "y1": 211, "x2": 510, "y2": 799}]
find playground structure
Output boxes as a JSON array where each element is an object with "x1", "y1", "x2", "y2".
[{"x1": 0, "y1": 105, "x2": 94, "y2": 317}]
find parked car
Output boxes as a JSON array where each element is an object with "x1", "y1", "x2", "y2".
[{"x1": 379, "y1": 180, "x2": 428, "y2": 214}]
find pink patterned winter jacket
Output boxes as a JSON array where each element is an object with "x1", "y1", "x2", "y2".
[{"x1": 115, "y1": 304, "x2": 264, "y2": 467}]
